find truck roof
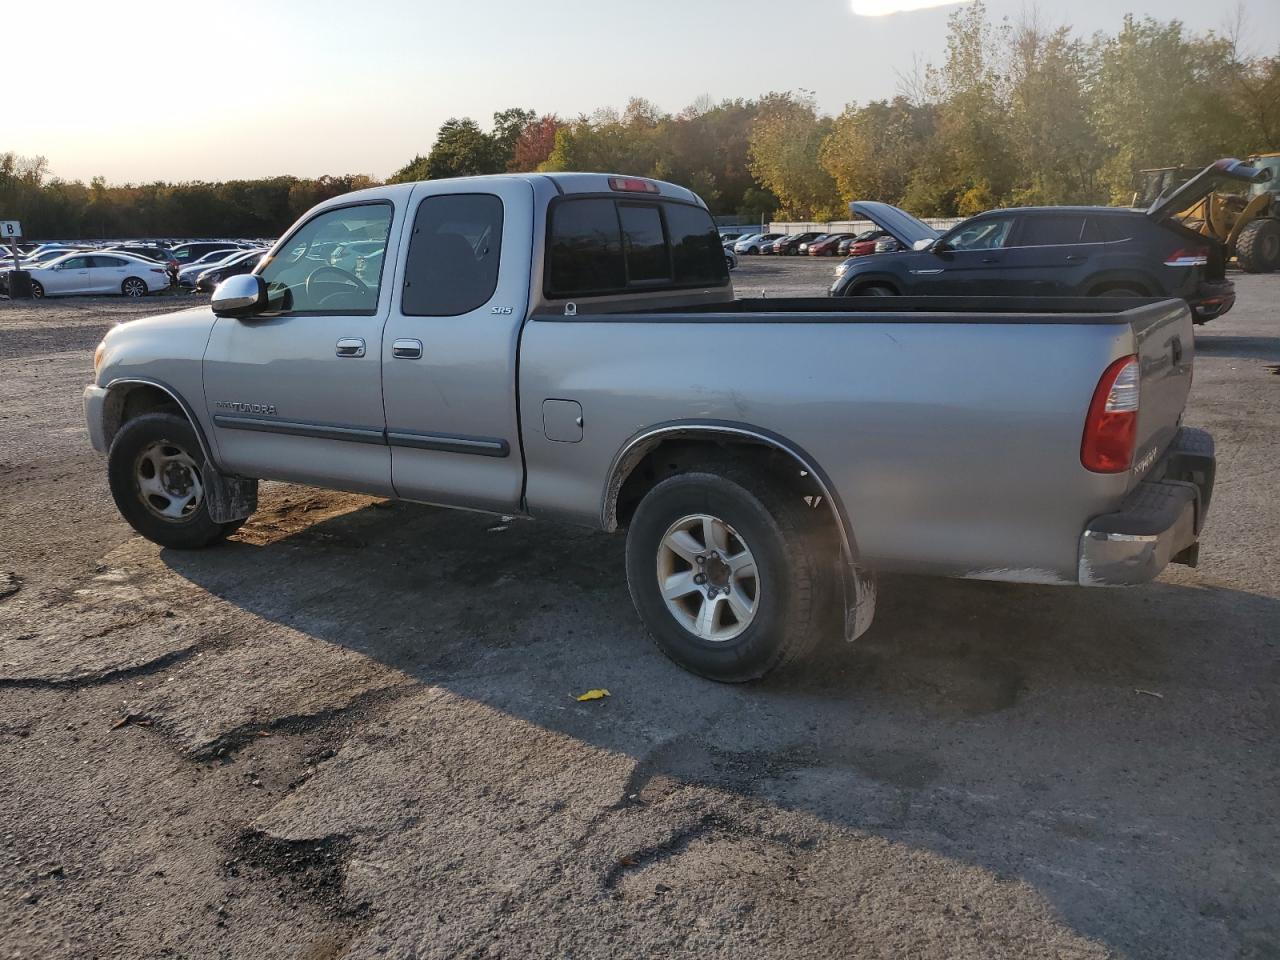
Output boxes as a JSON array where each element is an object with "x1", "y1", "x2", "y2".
[{"x1": 317, "y1": 173, "x2": 705, "y2": 210}]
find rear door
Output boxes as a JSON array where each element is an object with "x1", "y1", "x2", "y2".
[
  {"x1": 88, "y1": 255, "x2": 130, "y2": 293},
  {"x1": 379, "y1": 181, "x2": 533, "y2": 513},
  {"x1": 1002, "y1": 214, "x2": 1106, "y2": 295}
]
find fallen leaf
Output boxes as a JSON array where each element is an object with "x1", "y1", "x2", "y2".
[{"x1": 575, "y1": 689, "x2": 610, "y2": 702}]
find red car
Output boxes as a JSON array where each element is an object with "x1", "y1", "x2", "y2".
[
  {"x1": 806, "y1": 233, "x2": 855, "y2": 256},
  {"x1": 840, "y1": 229, "x2": 891, "y2": 258}
]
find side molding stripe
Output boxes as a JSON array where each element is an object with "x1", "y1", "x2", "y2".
[{"x1": 213, "y1": 415, "x2": 509, "y2": 458}]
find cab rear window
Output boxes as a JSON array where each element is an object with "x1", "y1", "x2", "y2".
[{"x1": 547, "y1": 197, "x2": 728, "y2": 298}]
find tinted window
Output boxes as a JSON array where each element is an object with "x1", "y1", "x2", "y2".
[
  {"x1": 1011, "y1": 214, "x2": 1090, "y2": 247},
  {"x1": 91, "y1": 256, "x2": 127, "y2": 267},
  {"x1": 619, "y1": 204, "x2": 670, "y2": 282},
  {"x1": 402, "y1": 193, "x2": 504, "y2": 316},
  {"x1": 943, "y1": 217, "x2": 1013, "y2": 251},
  {"x1": 257, "y1": 203, "x2": 392, "y2": 315},
  {"x1": 666, "y1": 202, "x2": 729, "y2": 286},
  {"x1": 60, "y1": 256, "x2": 90, "y2": 269},
  {"x1": 548, "y1": 198, "x2": 625, "y2": 296}
]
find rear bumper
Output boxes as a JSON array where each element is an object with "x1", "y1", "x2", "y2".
[
  {"x1": 1079, "y1": 427, "x2": 1215, "y2": 585},
  {"x1": 1188, "y1": 279, "x2": 1235, "y2": 322}
]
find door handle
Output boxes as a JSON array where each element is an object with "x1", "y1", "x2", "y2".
[
  {"x1": 1066, "y1": 254, "x2": 1085, "y2": 262},
  {"x1": 392, "y1": 338, "x2": 423, "y2": 360},
  {"x1": 335, "y1": 338, "x2": 366, "y2": 358},
  {"x1": 980, "y1": 257, "x2": 1000, "y2": 264}
]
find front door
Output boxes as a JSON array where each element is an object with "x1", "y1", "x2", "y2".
[
  {"x1": 47, "y1": 255, "x2": 93, "y2": 294},
  {"x1": 379, "y1": 181, "x2": 532, "y2": 513},
  {"x1": 202, "y1": 201, "x2": 401, "y2": 496},
  {"x1": 914, "y1": 215, "x2": 1016, "y2": 295}
]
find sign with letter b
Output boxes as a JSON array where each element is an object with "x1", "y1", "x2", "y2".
[{"x1": 0, "y1": 221, "x2": 21, "y2": 239}]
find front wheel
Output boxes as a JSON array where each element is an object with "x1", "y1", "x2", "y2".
[
  {"x1": 122, "y1": 277, "x2": 148, "y2": 298},
  {"x1": 30, "y1": 280, "x2": 44, "y2": 298},
  {"x1": 107, "y1": 413, "x2": 242, "y2": 549},
  {"x1": 858, "y1": 284, "x2": 896, "y2": 297},
  {"x1": 624, "y1": 464, "x2": 835, "y2": 682},
  {"x1": 1235, "y1": 218, "x2": 1280, "y2": 273}
]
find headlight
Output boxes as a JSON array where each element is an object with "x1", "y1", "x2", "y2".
[{"x1": 94, "y1": 341, "x2": 106, "y2": 375}]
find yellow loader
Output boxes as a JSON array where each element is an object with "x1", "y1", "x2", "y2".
[{"x1": 1136, "y1": 153, "x2": 1280, "y2": 273}]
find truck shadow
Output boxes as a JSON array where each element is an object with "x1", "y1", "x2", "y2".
[
  {"x1": 1192, "y1": 332, "x2": 1280, "y2": 361},
  {"x1": 161, "y1": 494, "x2": 1280, "y2": 958}
]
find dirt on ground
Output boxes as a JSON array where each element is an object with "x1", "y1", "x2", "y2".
[{"x1": 1, "y1": 268, "x2": 1277, "y2": 959}]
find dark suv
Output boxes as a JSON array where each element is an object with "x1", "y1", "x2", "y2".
[{"x1": 830, "y1": 159, "x2": 1272, "y2": 323}]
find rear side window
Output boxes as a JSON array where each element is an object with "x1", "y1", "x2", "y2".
[
  {"x1": 91, "y1": 256, "x2": 126, "y2": 267},
  {"x1": 666, "y1": 203, "x2": 728, "y2": 286},
  {"x1": 547, "y1": 198, "x2": 625, "y2": 295},
  {"x1": 402, "y1": 193, "x2": 504, "y2": 316},
  {"x1": 1011, "y1": 215, "x2": 1090, "y2": 246},
  {"x1": 547, "y1": 197, "x2": 728, "y2": 298}
]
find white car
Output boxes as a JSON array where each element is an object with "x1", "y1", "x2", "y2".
[
  {"x1": 177, "y1": 249, "x2": 251, "y2": 288},
  {"x1": 26, "y1": 252, "x2": 170, "y2": 298}
]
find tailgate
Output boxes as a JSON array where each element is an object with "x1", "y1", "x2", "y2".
[{"x1": 1129, "y1": 300, "x2": 1195, "y2": 485}]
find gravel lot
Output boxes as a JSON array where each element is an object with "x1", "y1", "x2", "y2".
[{"x1": 1, "y1": 263, "x2": 1277, "y2": 959}]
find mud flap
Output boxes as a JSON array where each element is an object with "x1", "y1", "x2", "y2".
[
  {"x1": 201, "y1": 463, "x2": 258, "y2": 524},
  {"x1": 842, "y1": 563, "x2": 877, "y2": 642}
]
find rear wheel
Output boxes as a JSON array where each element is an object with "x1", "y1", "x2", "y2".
[
  {"x1": 1235, "y1": 218, "x2": 1280, "y2": 273},
  {"x1": 624, "y1": 463, "x2": 836, "y2": 682},
  {"x1": 122, "y1": 277, "x2": 147, "y2": 297},
  {"x1": 108, "y1": 413, "x2": 241, "y2": 549}
]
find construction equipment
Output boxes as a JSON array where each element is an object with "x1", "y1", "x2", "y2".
[{"x1": 1137, "y1": 154, "x2": 1280, "y2": 273}]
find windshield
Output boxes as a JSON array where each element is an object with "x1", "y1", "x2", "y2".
[{"x1": 1249, "y1": 156, "x2": 1280, "y2": 198}]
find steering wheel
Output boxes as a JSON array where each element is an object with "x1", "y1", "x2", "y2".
[{"x1": 305, "y1": 265, "x2": 370, "y2": 308}]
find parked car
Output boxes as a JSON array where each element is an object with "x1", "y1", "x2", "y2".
[
  {"x1": 193, "y1": 249, "x2": 265, "y2": 293},
  {"x1": 806, "y1": 234, "x2": 855, "y2": 256},
  {"x1": 772, "y1": 232, "x2": 823, "y2": 256},
  {"x1": 735, "y1": 233, "x2": 782, "y2": 255},
  {"x1": 725, "y1": 247, "x2": 737, "y2": 271},
  {"x1": 22, "y1": 252, "x2": 170, "y2": 298},
  {"x1": 796, "y1": 234, "x2": 830, "y2": 255},
  {"x1": 830, "y1": 162, "x2": 1269, "y2": 323},
  {"x1": 169, "y1": 241, "x2": 242, "y2": 267},
  {"x1": 873, "y1": 236, "x2": 900, "y2": 254},
  {"x1": 837, "y1": 230, "x2": 890, "y2": 257},
  {"x1": 87, "y1": 172, "x2": 1214, "y2": 683},
  {"x1": 719, "y1": 232, "x2": 745, "y2": 245},
  {"x1": 177, "y1": 249, "x2": 251, "y2": 288}
]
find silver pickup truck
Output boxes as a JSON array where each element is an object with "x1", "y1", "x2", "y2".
[{"x1": 85, "y1": 173, "x2": 1216, "y2": 682}]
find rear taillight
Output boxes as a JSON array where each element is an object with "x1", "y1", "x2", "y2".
[
  {"x1": 1082, "y1": 355, "x2": 1140, "y2": 473},
  {"x1": 149, "y1": 268, "x2": 165, "y2": 274},
  {"x1": 1164, "y1": 247, "x2": 1208, "y2": 267},
  {"x1": 608, "y1": 176, "x2": 659, "y2": 194}
]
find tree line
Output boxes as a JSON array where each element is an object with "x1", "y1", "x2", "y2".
[{"x1": 3, "y1": 3, "x2": 1277, "y2": 239}]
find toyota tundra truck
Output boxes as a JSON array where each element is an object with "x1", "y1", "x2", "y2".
[{"x1": 84, "y1": 173, "x2": 1216, "y2": 682}]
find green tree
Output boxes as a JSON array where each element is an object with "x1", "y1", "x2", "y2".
[
  {"x1": 819, "y1": 97, "x2": 937, "y2": 207},
  {"x1": 748, "y1": 92, "x2": 841, "y2": 220}
]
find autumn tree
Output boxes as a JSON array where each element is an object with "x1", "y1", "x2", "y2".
[{"x1": 748, "y1": 92, "x2": 841, "y2": 220}]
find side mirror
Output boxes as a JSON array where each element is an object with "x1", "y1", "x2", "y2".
[
  {"x1": 211, "y1": 274, "x2": 268, "y2": 318},
  {"x1": 912, "y1": 238, "x2": 934, "y2": 251}
]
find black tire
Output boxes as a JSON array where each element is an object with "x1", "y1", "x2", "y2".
[
  {"x1": 1094, "y1": 285, "x2": 1146, "y2": 297},
  {"x1": 858, "y1": 284, "x2": 896, "y2": 297},
  {"x1": 1235, "y1": 218, "x2": 1280, "y2": 274},
  {"x1": 624, "y1": 462, "x2": 836, "y2": 682},
  {"x1": 30, "y1": 281, "x2": 44, "y2": 298},
  {"x1": 121, "y1": 277, "x2": 148, "y2": 298},
  {"x1": 108, "y1": 413, "x2": 240, "y2": 549}
]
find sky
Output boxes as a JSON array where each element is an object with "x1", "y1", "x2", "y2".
[{"x1": 9, "y1": 0, "x2": 1280, "y2": 185}]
